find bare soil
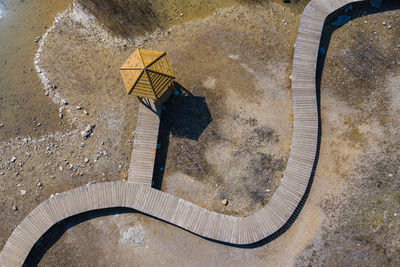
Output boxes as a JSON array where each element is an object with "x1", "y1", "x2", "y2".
[{"x1": 1, "y1": 0, "x2": 400, "y2": 266}]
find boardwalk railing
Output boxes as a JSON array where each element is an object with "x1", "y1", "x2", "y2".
[{"x1": 0, "y1": 0, "x2": 364, "y2": 265}]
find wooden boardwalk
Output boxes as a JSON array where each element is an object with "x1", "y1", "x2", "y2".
[
  {"x1": 0, "y1": 0, "x2": 364, "y2": 265},
  {"x1": 128, "y1": 101, "x2": 161, "y2": 185}
]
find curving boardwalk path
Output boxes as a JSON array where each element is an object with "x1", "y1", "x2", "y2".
[{"x1": 0, "y1": 0, "x2": 364, "y2": 265}]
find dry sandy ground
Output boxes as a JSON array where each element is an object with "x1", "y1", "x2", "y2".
[{"x1": 0, "y1": 0, "x2": 399, "y2": 266}]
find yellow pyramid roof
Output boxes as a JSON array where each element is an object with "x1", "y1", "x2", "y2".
[{"x1": 120, "y1": 48, "x2": 175, "y2": 101}]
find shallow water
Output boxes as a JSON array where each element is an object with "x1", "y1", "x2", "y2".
[{"x1": 0, "y1": 0, "x2": 71, "y2": 141}]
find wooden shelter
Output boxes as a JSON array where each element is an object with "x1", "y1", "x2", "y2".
[{"x1": 120, "y1": 48, "x2": 175, "y2": 105}]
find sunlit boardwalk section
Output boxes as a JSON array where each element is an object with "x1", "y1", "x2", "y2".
[
  {"x1": 128, "y1": 101, "x2": 160, "y2": 185},
  {"x1": 0, "y1": 0, "x2": 363, "y2": 266}
]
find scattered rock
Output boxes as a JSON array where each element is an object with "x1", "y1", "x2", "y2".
[
  {"x1": 11, "y1": 156, "x2": 16, "y2": 163},
  {"x1": 61, "y1": 99, "x2": 68, "y2": 105},
  {"x1": 0, "y1": 172, "x2": 4, "y2": 175},
  {"x1": 265, "y1": 189, "x2": 271, "y2": 192},
  {"x1": 388, "y1": 25, "x2": 392, "y2": 29},
  {"x1": 12, "y1": 205, "x2": 18, "y2": 211},
  {"x1": 76, "y1": 106, "x2": 82, "y2": 110},
  {"x1": 20, "y1": 190, "x2": 27, "y2": 196},
  {"x1": 221, "y1": 199, "x2": 228, "y2": 206},
  {"x1": 37, "y1": 181, "x2": 42, "y2": 187},
  {"x1": 0, "y1": 123, "x2": 4, "y2": 128},
  {"x1": 34, "y1": 36, "x2": 40, "y2": 43},
  {"x1": 17, "y1": 183, "x2": 22, "y2": 187},
  {"x1": 383, "y1": 21, "x2": 386, "y2": 26},
  {"x1": 51, "y1": 84, "x2": 57, "y2": 89},
  {"x1": 59, "y1": 113, "x2": 63, "y2": 119},
  {"x1": 84, "y1": 158, "x2": 89, "y2": 163},
  {"x1": 81, "y1": 124, "x2": 95, "y2": 139}
]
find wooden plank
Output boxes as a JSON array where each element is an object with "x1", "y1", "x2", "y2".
[{"x1": 128, "y1": 101, "x2": 160, "y2": 186}]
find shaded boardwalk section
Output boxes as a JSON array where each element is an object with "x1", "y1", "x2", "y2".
[
  {"x1": 128, "y1": 101, "x2": 161, "y2": 185},
  {"x1": 0, "y1": 0, "x2": 364, "y2": 265}
]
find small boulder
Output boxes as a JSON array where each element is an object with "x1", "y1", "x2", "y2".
[{"x1": 81, "y1": 124, "x2": 95, "y2": 139}]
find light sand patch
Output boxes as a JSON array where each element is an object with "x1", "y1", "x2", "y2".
[
  {"x1": 387, "y1": 74, "x2": 400, "y2": 112},
  {"x1": 202, "y1": 77, "x2": 216, "y2": 89}
]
